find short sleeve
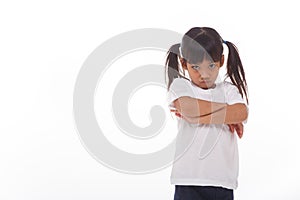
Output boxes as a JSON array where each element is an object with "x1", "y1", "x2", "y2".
[
  {"x1": 225, "y1": 82, "x2": 249, "y2": 123},
  {"x1": 224, "y1": 82, "x2": 246, "y2": 105},
  {"x1": 167, "y1": 78, "x2": 194, "y2": 108}
]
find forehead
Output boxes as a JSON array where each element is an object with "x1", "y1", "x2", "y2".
[{"x1": 188, "y1": 59, "x2": 217, "y2": 66}]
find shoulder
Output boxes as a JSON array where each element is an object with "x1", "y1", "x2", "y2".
[
  {"x1": 167, "y1": 77, "x2": 195, "y2": 100},
  {"x1": 169, "y1": 77, "x2": 191, "y2": 90},
  {"x1": 222, "y1": 81, "x2": 236, "y2": 89},
  {"x1": 171, "y1": 77, "x2": 190, "y2": 85},
  {"x1": 221, "y1": 81, "x2": 246, "y2": 104},
  {"x1": 220, "y1": 81, "x2": 240, "y2": 93}
]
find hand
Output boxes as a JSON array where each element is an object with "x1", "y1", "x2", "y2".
[
  {"x1": 170, "y1": 109, "x2": 183, "y2": 118},
  {"x1": 170, "y1": 109, "x2": 203, "y2": 124},
  {"x1": 171, "y1": 110, "x2": 245, "y2": 137},
  {"x1": 228, "y1": 123, "x2": 244, "y2": 139}
]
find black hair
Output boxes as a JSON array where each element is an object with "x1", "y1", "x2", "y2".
[{"x1": 165, "y1": 27, "x2": 248, "y2": 104}]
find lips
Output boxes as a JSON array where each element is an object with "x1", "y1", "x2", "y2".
[{"x1": 200, "y1": 80, "x2": 210, "y2": 84}]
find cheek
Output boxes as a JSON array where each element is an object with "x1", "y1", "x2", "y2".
[
  {"x1": 189, "y1": 71, "x2": 199, "y2": 78},
  {"x1": 186, "y1": 68, "x2": 195, "y2": 75},
  {"x1": 212, "y1": 71, "x2": 220, "y2": 79}
]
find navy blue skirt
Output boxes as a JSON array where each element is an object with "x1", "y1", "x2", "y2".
[{"x1": 174, "y1": 185, "x2": 233, "y2": 200}]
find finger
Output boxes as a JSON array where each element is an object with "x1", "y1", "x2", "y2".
[
  {"x1": 230, "y1": 126, "x2": 234, "y2": 133},
  {"x1": 237, "y1": 130, "x2": 243, "y2": 139},
  {"x1": 227, "y1": 124, "x2": 232, "y2": 132},
  {"x1": 228, "y1": 124, "x2": 234, "y2": 133},
  {"x1": 236, "y1": 123, "x2": 244, "y2": 139},
  {"x1": 175, "y1": 112, "x2": 182, "y2": 118},
  {"x1": 236, "y1": 123, "x2": 244, "y2": 130}
]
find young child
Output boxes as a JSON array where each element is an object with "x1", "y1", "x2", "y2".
[{"x1": 165, "y1": 27, "x2": 248, "y2": 200}]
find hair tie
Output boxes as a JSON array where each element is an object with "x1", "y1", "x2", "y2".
[{"x1": 223, "y1": 40, "x2": 227, "y2": 44}]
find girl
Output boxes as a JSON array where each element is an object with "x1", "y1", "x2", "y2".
[{"x1": 165, "y1": 27, "x2": 248, "y2": 200}]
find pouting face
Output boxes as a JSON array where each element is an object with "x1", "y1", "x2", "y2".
[{"x1": 182, "y1": 56, "x2": 224, "y2": 89}]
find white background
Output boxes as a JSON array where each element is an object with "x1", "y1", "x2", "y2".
[{"x1": 1, "y1": 0, "x2": 300, "y2": 199}]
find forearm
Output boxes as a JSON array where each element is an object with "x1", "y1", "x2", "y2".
[
  {"x1": 183, "y1": 103, "x2": 248, "y2": 124},
  {"x1": 174, "y1": 97, "x2": 227, "y2": 117}
]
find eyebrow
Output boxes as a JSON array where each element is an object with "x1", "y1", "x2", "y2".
[{"x1": 191, "y1": 62, "x2": 216, "y2": 66}]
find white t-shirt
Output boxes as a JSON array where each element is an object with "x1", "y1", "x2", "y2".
[{"x1": 167, "y1": 78, "x2": 247, "y2": 190}]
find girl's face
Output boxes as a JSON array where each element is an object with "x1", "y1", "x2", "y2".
[{"x1": 182, "y1": 55, "x2": 224, "y2": 89}]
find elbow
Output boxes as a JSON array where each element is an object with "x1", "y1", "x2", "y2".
[
  {"x1": 244, "y1": 107, "x2": 249, "y2": 122},
  {"x1": 241, "y1": 109, "x2": 248, "y2": 122},
  {"x1": 227, "y1": 103, "x2": 248, "y2": 123},
  {"x1": 237, "y1": 104, "x2": 248, "y2": 122}
]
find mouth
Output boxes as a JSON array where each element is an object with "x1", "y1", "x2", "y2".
[
  {"x1": 200, "y1": 80, "x2": 211, "y2": 84},
  {"x1": 198, "y1": 80, "x2": 215, "y2": 89}
]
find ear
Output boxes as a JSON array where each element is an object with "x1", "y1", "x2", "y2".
[
  {"x1": 180, "y1": 58, "x2": 187, "y2": 70},
  {"x1": 220, "y1": 55, "x2": 225, "y2": 67}
]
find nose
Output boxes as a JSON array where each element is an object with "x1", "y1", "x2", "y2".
[{"x1": 198, "y1": 69, "x2": 210, "y2": 80}]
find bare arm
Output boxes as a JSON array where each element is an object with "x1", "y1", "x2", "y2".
[
  {"x1": 173, "y1": 96, "x2": 226, "y2": 117},
  {"x1": 173, "y1": 97, "x2": 248, "y2": 124},
  {"x1": 186, "y1": 103, "x2": 248, "y2": 124}
]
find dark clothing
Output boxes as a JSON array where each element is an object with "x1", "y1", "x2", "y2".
[{"x1": 174, "y1": 185, "x2": 234, "y2": 200}]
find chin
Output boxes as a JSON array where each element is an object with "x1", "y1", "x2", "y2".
[{"x1": 199, "y1": 83, "x2": 215, "y2": 89}]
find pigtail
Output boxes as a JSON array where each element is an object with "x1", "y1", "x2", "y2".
[
  {"x1": 224, "y1": 41, "x2": 249, "y2": 104},
  {"x1": 165, "y1": 43, "x2": 182, "y2": 90}
]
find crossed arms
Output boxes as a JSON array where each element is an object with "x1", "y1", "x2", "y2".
[{"x1": 171, "y1": 96, "x2": 248, "y2": 138}]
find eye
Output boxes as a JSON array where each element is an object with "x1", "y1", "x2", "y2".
[
  {"x1": 191, "y1": 65, "x2": 200, "y2": 70},
  {"x1": 208, "y1": 63, "x2": 216, "y2": 69}
]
